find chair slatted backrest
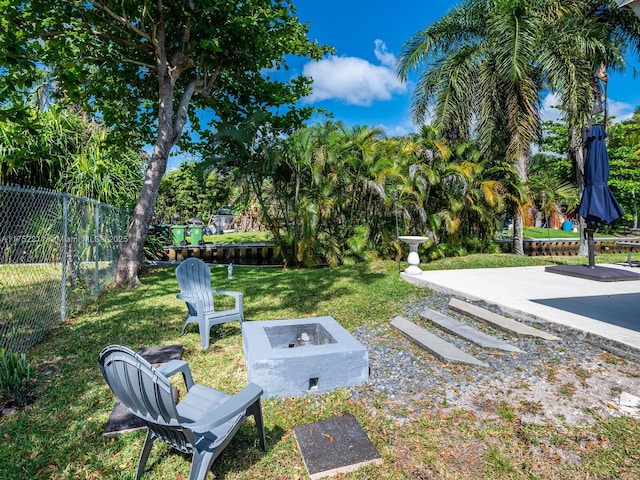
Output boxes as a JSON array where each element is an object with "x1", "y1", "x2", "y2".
[
  {"x1": 175, "y1": 258, "x2": 215, "y2": 312},
  {"x1": 99, "y1": 346, "x2": 201, "y2": 454},
  {"x1": 98, "y1": 346, "x2": 179, "y2": 425}
]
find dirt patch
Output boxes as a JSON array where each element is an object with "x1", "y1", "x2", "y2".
[{"x1": 446, "y1": 354, "x2": 640, "y2": 425}]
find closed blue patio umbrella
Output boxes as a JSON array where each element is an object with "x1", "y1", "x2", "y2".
[{"x1": 577, "y1": 124, "x2": 624, "y2": 267}]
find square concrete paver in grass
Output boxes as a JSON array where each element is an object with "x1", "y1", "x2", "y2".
[{"x1": 293, "y1": 414, "x2": 382, "y2": 479}]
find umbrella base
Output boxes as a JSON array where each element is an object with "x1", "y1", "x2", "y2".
[{"x1": 545, "y1": 265, "x2": 640, "y2": 282}]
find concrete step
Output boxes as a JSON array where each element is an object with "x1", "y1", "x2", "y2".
[
  {"x1": 390, "y1": 316, "x2": 488, "y2": 367},
  {"x1": 448, "y1": 298, "x2": 561, "y2": 341},
  {"x1": 420, "y1": 308, "x2": 523, "y2": 352}
]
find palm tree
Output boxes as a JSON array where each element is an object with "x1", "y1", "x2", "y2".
[
  {"x1": 0, "y1": 104, "x2": 84, "y2": 187},
  {"x1": 58, "y1": 130, "x2": 143, "y2": 207},
  {"x1": 397, "y1": 0, "x2": 562, "y2": 254},
  {"x1": 397, "y1": 0, "x2": 640, "y2": 255},
  {"x1": 393, "y1": 126, "x2": 448, "y2": 243}
]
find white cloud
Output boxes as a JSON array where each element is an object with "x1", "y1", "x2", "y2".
[
  {"x1": 608, "y1": 99, "x2": 635, "y2": 122},
  {"x1": 540, "y1": 92, "x2": 564, "y2": 123},
  {"x1": 377, "y1": 118, "x2": 418, "y2": 137},
  {"x1": 302, "y1": 40, "x2": 407, "y2": 106},
  {"x1": 374, "y1": 39, "x2": 396, "y2": 68}
]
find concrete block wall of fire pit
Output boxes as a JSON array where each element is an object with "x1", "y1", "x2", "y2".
[{"x1": 241, "y1": 316, "x2": 369, "y2": 398}]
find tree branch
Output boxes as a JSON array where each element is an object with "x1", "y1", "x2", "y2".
[
  {"x1": 153, "y1": 21, "x2": 168, "y2": 80},
  {"x1": 202, "y1": 67, "x2": 221, "y2": 96},
  {"x1": 172, "y1": 79, "x2": 197, "y2": 144},
  {"x1": 181, "y1": 17, "x2": 191, "y2": 48},
  {"x1": 76, "y1": 56, "x2": 155, "y2": 70},
  {"x1": 90, "y1": 28, "x2": 153, "y2": 52},
  {"x1": 87, "y1": 0, "x2": 150, "y2": 41}
]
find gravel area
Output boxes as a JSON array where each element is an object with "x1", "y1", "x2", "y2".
[{"x1": 349, "y1": 290, "x2": 640, "y2": 426}]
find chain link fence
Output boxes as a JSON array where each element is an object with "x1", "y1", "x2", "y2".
[{"x1": 0, "y1": 185, "x2": 131, "y2": 353}]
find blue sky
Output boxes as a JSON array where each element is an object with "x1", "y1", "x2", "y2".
[
  {"x1": 169, "y1": 1, "x2": 640, "y2": 169},
  {"x1": 288, "y1": 0, "x2": 640, "y2": 135}
]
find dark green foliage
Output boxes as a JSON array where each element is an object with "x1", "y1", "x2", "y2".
[
  {"x1": 155, "y1": 162, "x2": 233, "y2": 224},
  {"x1": 143, "y1": 224, "x2": 172, "y2": 261},
  {"x1": 214, "y1": 120, "x2": 511, "y2": 266}
]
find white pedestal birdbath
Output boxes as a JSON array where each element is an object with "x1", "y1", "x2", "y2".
[{"x1": 398, "y1": 236, "x2": 428, "y2": 275}]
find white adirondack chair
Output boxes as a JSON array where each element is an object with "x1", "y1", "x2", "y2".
[{"x1": 175, "y1": 257, "x2": 244, "y2": 349}]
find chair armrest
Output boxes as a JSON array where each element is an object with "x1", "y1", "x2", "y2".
[
  {"x1": 213, "y1": 290, "x2": 243, "y2": 300},
  {"x1": 177, "y1": 293, "x2": 207, "y2": 302},
  {"x1": 213, "y1": 290, "x2": 244, "y2": 319},
  {"x1": 176, "y1": 294, "x2": 206, "y2": 319},
  {"x1": 190, "y1": 383, "x2": 263, "y2": 433},
  {"x1": 156, "y1": 360, "x2": 194, "y2": 390}
]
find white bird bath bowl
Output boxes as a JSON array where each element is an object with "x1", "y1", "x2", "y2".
[{"x1": 399, "y1": 235, "x2": 428, "y2": 275}]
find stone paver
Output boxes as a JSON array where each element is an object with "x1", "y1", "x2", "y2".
[
  {"x1": 448, "y1": 298, "x2": 560, "y2": 341},
  {"x1": 390, "y1": 316, "x2": 488, "y2": 367},
  {"x1": 420, "y1": 308, "x2": 523, "y2": 352}
]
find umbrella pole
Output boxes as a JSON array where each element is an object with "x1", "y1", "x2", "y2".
[{"x1": 585, "y1": 223, "x2": 597, "y2": 268}]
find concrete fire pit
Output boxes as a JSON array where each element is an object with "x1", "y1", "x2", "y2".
[{"x1": 241, "y1": 316, "x2": 369, "y2": 398}]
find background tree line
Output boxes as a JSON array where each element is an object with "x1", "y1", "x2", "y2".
[
  {"x1": 156, "y1": 114, "x2": 640, "y2": 268},
  {"x1": 3, "y1": 0, "x2": 640, "y2": 277},
  {"x1": 5, "y1": 97, "x2": 640, "y2": 269}
]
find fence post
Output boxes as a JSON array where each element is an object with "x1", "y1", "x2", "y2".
[
  {"x1": 61, "y1": 194, "x2": 68, "y2": 320},
  {"x1": 120, "y1": 208, "x2": 126, "y2": 252},
  {"x1": 94, "y1": 202, "x2": 100, "y2": 295}
]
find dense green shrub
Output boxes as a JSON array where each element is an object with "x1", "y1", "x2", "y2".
[
  {"x1": 0, "y1": 348, "x2": 34, "y2": 407},
  {"x1": 143, "y1": 224, "x2": 171, "y2": 261}
]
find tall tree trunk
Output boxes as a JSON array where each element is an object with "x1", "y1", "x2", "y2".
[
  {"x1": 114, "y1": 143, "x2": 170, "y2": 287},
  {"x1": 114, "y1": 49, "x2": 196, "y2": 287},
  {"x1": 512, "y1": 210, "x2": 525, "y2": 255},
  {"x1": 512, "y1": 153, "x2": 528, "y2": 255}
]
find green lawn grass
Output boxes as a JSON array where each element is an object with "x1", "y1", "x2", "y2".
[
  {"x1": 1, "y1": 256, "x2": 638, "y2": 479},
  {"x1": 202, "y1": 231, "x2": 271, "y2": 244},
  {"x1": 522, "y1": 227, "x2": 620, "y2": 239},
  {"x1": 524, "y1": 227, "x2": 579, "y2": 238},
  {"x1": 203, "y1": 228, "x2": 622, "y2": 243}
]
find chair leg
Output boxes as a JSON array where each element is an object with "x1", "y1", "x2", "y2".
[
  {"x1": 199, "y1": 317, "x2": 210, "y2": 350},
  {"x1": 181, "y1": 317, "x2": 190, "y2": 335},
  {"x1": 135, "y1": 430, "x2": 157, "y2": 480},
  {"x1": 247, "y1": 399, "x2": 267, "y2": 451},
  {"x1": 189, "y1": 450, "x2": 216, "y2": 480}
]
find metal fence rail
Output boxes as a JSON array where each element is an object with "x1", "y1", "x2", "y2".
[{"x1": 0, "y1": 185, "x2": 130, "y2": 353}]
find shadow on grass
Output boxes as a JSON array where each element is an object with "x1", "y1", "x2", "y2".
[
  {"x1": 126, "y1": 423, "x2": 285, "y2": 479},
  {"x1": 0, "y1": 262, "x2": 419, "y2": 479}
]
